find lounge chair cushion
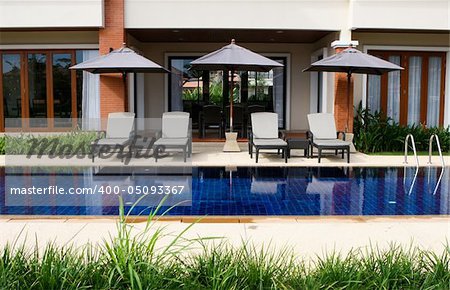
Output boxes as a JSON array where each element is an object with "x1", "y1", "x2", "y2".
[
  {"x1": 95, "y1": 138, "x2": 131, "y2": 146},
  {"x1": 251, "y1": 112, "x2": 279, "y2": 139},
  {"x1": 307, "y1": 113, "x2": 337, "y2": 139},
  {"x1": 106, "y1": 112, "x2": 135, "y2": 138},
  {"x1": 154, "y1": 137, "x2": 189, "y2": 147},
  {"x1": 162, "y1": 112, "x2": 189, "y2": 138},
  {"x1": 312, "y1": 139, "x2": 350, "y2": 147},
  {"x1": 253, "y1": 138, "x2": 287, "y2": 147}
]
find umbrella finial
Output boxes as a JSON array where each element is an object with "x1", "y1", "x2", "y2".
[{"x1": 231, "y1": 39, "x2": 236, "y2": 44}]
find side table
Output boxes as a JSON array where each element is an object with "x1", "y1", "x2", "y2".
[{"x1": 281, "y1": 130, "x2": 311, "y2": 158}]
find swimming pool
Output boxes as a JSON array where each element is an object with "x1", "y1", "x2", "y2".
[{"x1": 0, "y1": 166, "x2": 448, "y2": 216}]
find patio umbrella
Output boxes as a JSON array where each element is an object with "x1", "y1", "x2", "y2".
[
  {"x1": 190, "y1": 39, "x2": 283, "y2": 134},
  {"x1": 303, "y1": 47, "x2": 403, "y2": 130},
  {"x1": 70, "y1": 44, "x2": 169, "y2": 113}
]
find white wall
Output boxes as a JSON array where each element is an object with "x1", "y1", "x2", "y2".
[
  {"x1": 350, "y1": 0, "x2": 450, "y2": 31},
  {"x1": 125, "y1": 0, "x2": 347, "y2": 30},
  {"x1": 0, "y1": 0, "x2": 104, "y2": 28}
]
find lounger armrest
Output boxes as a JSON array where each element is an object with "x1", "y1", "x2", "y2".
[{"x1": 337, "y1": 131, "x2": 346, "y2": 141}]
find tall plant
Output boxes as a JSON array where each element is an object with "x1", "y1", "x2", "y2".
[{"x1": 353, "y1": 102, "x2": 450, "y2": 153}]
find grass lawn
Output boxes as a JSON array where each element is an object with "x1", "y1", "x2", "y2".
[{"x1": 367, "y1": 151, "x2": 449, "y2": 156}]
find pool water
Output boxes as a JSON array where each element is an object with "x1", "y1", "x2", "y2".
[{"x1": 0, "y1": 166, "x2": 448, "y2": 216}]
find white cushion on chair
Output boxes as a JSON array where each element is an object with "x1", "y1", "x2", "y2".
[
  {"x1": 106, "y1": 112, "x2": 135, "y2": 138},
  {"x1": 253, "y1": 139, "x2": 287, "y2": 146},
  {"x1": 162, "y1": 112, "x2": 190, "y2": 138},
  {"x1": 307, "y1": 113, "x2": 337, "y2": 139},
  {"x1": 251, "y1": 112, "x2": 279, "y2": 139}
]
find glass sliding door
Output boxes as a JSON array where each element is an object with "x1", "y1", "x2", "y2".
[
  {"x1": 27, "y1": 53, "x2": 47, "y2": 127},
  {"x1": 426, "y1": 56, "x2": 442, "y2": 127},
  {"x1": 367, "y1": 50, "x2": 446, "y2": 127},
  {"x1": 387, "y1": 56, "x2": 401, "y2": 123},
  {"x1": 2, "y1": 54, "x2": 22, "y2": 127},
  {"x1": 168, "y1": 56, "x2": 287, "y2": 130},
  {"x1": 52, "y1": 53, "x2": 73, "y2": 127},
  {"x1": 367, "y1": 75, "x2": 381, "y2": 113},
  {"x1": 407, "y1": 56, "x2": 422, "y2": 126},
  {"x1": 0, "y1": 49, "x2": 99, "y2": 132},
  {"x1": 272, "y1": 62, "x2": 285, "y2": 127}
]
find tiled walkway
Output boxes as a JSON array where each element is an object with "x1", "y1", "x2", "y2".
[{"x1": 0, "y1": 217, "x2": 449, "y2": 259}]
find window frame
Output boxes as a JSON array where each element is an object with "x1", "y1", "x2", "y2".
[{"x1": 1, "y1": 49, "x2": 78, "y2": 132}]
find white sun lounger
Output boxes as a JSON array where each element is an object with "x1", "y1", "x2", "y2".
[
  {"x1": 91, "y1": 112, "x2": 135, "y2": 162},
  {"x1": 153, "y1": 112, "x2": 191, "y2": 162},
  {"x1": 307, "y1": 113, "x2": 351, "y2": 163},
  {"x1": 249, "y1": 112, "x2": 288, "y2": 163}
]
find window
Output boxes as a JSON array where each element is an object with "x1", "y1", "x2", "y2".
[
  {"x1": 1, "y1": 53, "x2": 22, "y2": 128},
  {"x1": 1, "y1": 49, "x2": 99, "y2": 131},
  {"x1": 367, "y1": 50, "x2": 446, "y2": 127},
  {"x1": 168, "y1": 56, "x2": 287, "y2": 128}
]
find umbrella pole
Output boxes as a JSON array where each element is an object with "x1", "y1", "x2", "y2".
[
  {"x1": 223, "y1": 68, "x2": 240, "y2": 152},
  {"x1": 230, "y1": 69, "x2": 234, "y2": 132},
  {"x1": 346, "y1": 72, "x2": 351, "y2": 133},
  {"x1": 122, "y1": 72, "x2": 128, "y2": 112}
]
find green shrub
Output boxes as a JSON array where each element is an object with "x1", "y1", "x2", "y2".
[
  {"x1": 1, "y1": 199, "x2": 449, "y2": 289},
  {"x1": 0, "y1": 136, "x2": 4, "y2": 155},
  {"x1": 4, "y1": 130, "x2": 100, "y2": 155},
  {"x1": 353, "y1": 103, "x2": 450, "y2": 153},
  {"x1": 1, "y1": 235, "x2": 449, "y2": 289}
]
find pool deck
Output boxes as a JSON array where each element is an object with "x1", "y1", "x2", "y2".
[
  {"x1": 1, "y1": 142, "x2": 448, "y2": 167},
  {"x1": 0, "y1": 216, "x2": 448, "y2": 259},
  {"x1": 1, "y1": 142, "x2": 449, "y2": 256}
]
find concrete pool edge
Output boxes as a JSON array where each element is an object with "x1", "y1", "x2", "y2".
[
  {"x1": 0, "y1": 153, "x2": 448, "y2": 168},
  {"x1": 1, "y1": 215, "x2": 449, "y2": 223}
]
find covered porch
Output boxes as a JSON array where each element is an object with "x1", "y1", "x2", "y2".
[{"x1": 122, "y1": 28, "x2": 340, "y2": 141}]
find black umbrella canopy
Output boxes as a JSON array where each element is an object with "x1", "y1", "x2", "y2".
[
  {"x1": 190, "y1": 40, "x2": 284, "y2": 135},
  {"x1": 70, "y1": 45, "x2": 169, "y2": 118},
  {"x1": 70, "y1": 46, "x2": 169, "y2": 74},
  {"x1": 303, "y1": 48, "x2": 403, "y2": 75},
  {"x1": 303, "y1": 47, "x2": 403, "y2": 132},
  {"x1": 190, "y1": 39, "x2": 284, "y2": 72}
]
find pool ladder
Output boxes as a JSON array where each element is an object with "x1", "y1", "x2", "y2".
[
  {"x1": 428, "y1": 134, "x2": 445, "y2": 167},
  {"x1": 403, "y1": 134, "x2": 419, "y2": 166},
  {"x1": 403, "y1": 134, "x2": 446, "y2": 195},
  {"x1": 403, "y1": 134, "x2": 419, "y2": 195}
]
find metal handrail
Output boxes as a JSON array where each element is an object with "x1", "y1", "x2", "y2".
[
  {"x1": 404, "y1": 134, "x2": 419, "y2": 166},
  {"x1": 428, "y1": 134, "x2": 445, "y2": 167}
]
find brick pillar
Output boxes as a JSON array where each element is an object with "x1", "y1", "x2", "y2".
[
  {"x1": 99, "y1": 0, "x2": 126, "y2": 118},
  {"x1": 333, "y1": 46, "x2": 354, "y2": 133}
]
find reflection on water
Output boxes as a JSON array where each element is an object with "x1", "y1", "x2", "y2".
[{"x1": 0, "y1": 166, "x2": 448, "y2": 216}]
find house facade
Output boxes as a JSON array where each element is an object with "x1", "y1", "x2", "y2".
[{"x1": 0, "y1": 0, "x2": 449, "y2": 133}]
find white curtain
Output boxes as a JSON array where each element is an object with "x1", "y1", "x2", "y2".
[
  {"x1": 427, "y1": 57, "x2": 442, "y2": 127},
  {"x1": 272, "y1": 65, "x2": 284, "y2": 127},
  {"x1": 387, "y1": 56, "x2": 401, "y2": 123},
  {"x1": 367, "y1": 75, "x2": 381, "y2": 112},
  {"x1": 407, "y1": 56, "x2": 422, "y2": 126},
  {"x1": 81, "y1": 50, "x2": 100, "y2": 130}
]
